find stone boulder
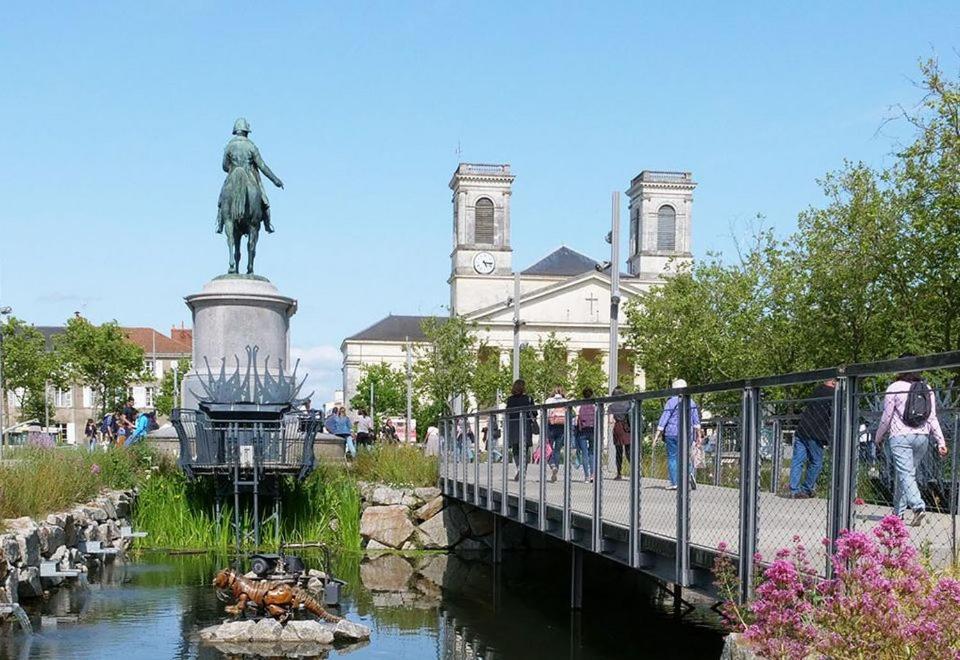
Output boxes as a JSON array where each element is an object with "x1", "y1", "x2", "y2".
[
  {"x1": 369, "y1": 485, "x2": 406, "y2": 506},
  {"x1": 96, "y1": 496, "x2": 118, "y2": 520},
  {"x1": 414, "y1": 486, "x2": 441, "y2": 502},
  {"x1": 1, "y1": 535, "x2": 21, "y2": 565},
  {"x1": 5, "y1": 518, "x2": 40, "y2": 566},
  {"x1": 415, "y1": 505, "x2": 469, "y2": 549},
  {"x1": 17, "y1": 566, "x2": 42, "y2": 600},
  {"x1": 359, "y1": 505, "x2": 415, "y2": 548},
  {"x1": 280, "y1": 620, "x2": 335, "y2": 644},
  {"x1": 81, "y1": 506, "x2": 109, "y2": 524},
  {"x1": 465, "y1": 506, "x2": 495, "y2": 537},
  {"x1": 38, "y1": 524, "x2": 66, "y2": 557},
  {"x1": 414, "y1": 496, "x2": 444, "y2": 521},
  {"x1": 2, "y1": 566, "x2": 18, "y2": 603},
  {"x1": 360, "y1": 554, "x2": 414, "y2": 592}
]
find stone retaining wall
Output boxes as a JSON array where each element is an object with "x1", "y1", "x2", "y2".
[
  {"x1": 358, "y1": 483, "x2": 500, "y2": 551},
  {"x1": 0, "y1": 490, "x2": 137, "y2": 606}
]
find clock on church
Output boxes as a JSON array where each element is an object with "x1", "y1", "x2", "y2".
[{"x1": 473, "y1": 251, "x2": 496, "y2": 274}]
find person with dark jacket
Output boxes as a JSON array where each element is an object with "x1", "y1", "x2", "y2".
[
  {"x1": 505, "y1": 379, "x2": 536, "y2": 482},
  {"x1": 787, "y1": 379, "x2": 836, "y2": 498},
  {"x1": 608, "y1": 387, "x2": 632, "y2": 480}
]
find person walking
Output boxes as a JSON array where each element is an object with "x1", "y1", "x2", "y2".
[
  {"x1": 355, "y1": 409, "x2": 374, "y2": 449},
  {"x1": 544, "y1": 386, "x2": 567, "y2": 482},
  {"x1": 334, "y1": 407, "x2": 356, "y2": 459},
  {"x1": 100, "y1": 411, "x2": 116, "y2": 447},
  {"x1": 84, "y1": 418, "x2": 98, "y2": 452},
  {"x1": 875, "y1": 364, "x2": 946, "y2": 526},
  {"x1": 786, "y1": 378, "x2": 836, "y2": 499},
  {"x1": 608, "y1": 387, "x2": 632, "y2": 480},
  {"x1": 575, "y1": 387, "x2": 597, "y2": 483},
  {"x1": 653, "y1": 380, "x2": 702, "y2": 491},
  {"x1": 505, "y1": 379, "x2": 536, "y2": 482}
]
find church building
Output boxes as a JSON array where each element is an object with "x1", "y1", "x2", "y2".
[{"x1": 340, "y1": 163, "x2": 695, "y2": 406}]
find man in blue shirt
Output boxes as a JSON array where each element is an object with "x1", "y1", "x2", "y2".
[{"x1": 653, "y1": 379, "x2": 702, "y2": 490}]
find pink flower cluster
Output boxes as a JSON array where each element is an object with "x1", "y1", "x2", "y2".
[{"x1": 716, "y1": 516, "x2": 960, "y2": 659}]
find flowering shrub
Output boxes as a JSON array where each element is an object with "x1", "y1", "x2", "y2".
[{"x1": 716, "y1": 516, "x2": 960, "y2": 659}]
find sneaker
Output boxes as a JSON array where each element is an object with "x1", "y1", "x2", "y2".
[
  {"x1": 614, "y1": 474, "x2": 622, "y2": 481},
  {"x1": 512, "y1": 473, "x2": 520, "y2": 482},
  {"x1": 550, "y1": 467, "x2": 558, "y2": 483},
  {"x1": 911, "y1": 509, "x2": 926, "y2": 527},
  {"x1": 690, "y1": 481, "x2": 697, "y2": 491},
  {"x1": 666, "y1": 484, "x2": 678, "y2": 491}
]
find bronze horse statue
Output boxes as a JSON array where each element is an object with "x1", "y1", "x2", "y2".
[{"x1": 216, "y1": 118, "x2": 284, "y2": 274}]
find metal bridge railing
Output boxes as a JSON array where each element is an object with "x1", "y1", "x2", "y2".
[{"x1": 439, "y1": 350, "x2": 960, "y2": 602}]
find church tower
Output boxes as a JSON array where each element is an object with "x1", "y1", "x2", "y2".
[
  {"x1": 626, "y1": 171, "x2": 696, "y2": 278},
  {"x1": 449, "y1": 163, "x2": 515, "y2": 315}
]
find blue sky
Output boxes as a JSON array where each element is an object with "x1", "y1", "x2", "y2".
[{"x1": 1, "y1": 2, "x2": 957, "y2": 401}]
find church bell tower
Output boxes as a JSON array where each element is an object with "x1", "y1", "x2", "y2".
[
  {"x1": 449, "y1": 163, "x2": 515, "y2": 315},
  {"x1": 626, "y1": 170, "x2": 696, "y2": 278}
]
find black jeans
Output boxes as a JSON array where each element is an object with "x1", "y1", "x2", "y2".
[{"x1": 614, "y1": 444, "x2": 628, "y2": 475}]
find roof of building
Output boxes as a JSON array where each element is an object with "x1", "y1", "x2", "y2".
[
  {"x1": 32, "y1": 325, "x2": 191, "y2": 354},
  {"x1": 344, "y1": 314, "x2": 436, "y2": 343},
  {"x1": 521, "y1": 246, "x2": 601, "y2": 277}
]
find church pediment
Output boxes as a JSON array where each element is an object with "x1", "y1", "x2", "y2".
[{"x1": 466, "y1": 271, "x2": 649, "y2": 326}]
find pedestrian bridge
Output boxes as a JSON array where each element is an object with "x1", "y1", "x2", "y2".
[{"x1": 439, "y1": 352, "x2": 960, "y2": 605}]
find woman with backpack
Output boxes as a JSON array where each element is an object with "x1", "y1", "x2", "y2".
[
  {"x1": 874, "y1": 364, "x2": 946, "y2": 526},
  {"x1": 544, "y1": 386, "x2": 567, "y2": 482},
  {"x1": 505, "y1": 379, "x2": 536, "y2": 482},
  {"x1": 575, "y1": 387, "x2": 597, "y2": 483}
]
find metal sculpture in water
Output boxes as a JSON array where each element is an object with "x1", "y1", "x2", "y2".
[
  {"x1": 213, "y1": 569, "x2": 342, "y2": 624},
  {"x1": 216, "y1": 118, "x2": 284, "y2": 274}
]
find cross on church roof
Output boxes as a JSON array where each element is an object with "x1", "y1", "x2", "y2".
[{"x1": 585, "y1": 292, "x2": 599, "y2": 318}]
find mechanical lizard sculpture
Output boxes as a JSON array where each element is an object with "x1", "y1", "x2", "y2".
[{"x1": 213, "y1": 568, "x2": 342, "y2": 624}]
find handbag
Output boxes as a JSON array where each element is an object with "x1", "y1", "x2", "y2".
[
  {"x1": 532, "y1": 440, "x2": 553, "y2": 464},
  {"x1": 692, "y1": 443, "x2": 706, "y2": 469},
  {"x1": 527, "y1": 412, "x2": 541, "y2": 436}
]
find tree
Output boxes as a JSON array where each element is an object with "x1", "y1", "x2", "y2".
[
  {"x1": 471, "y1": 342, "x2": 509, "y2": 409},
  {"x1": 1, "y1": 317, "x2": 62, "y2": 422},
  {"x1": 154, "y1": 358, "x2": 191, "y2": 417},
  {"x1": 350, "y1": 362, "x2": 407, "y2": 416},
  {"x1": 893, "y1": 58, "x2": 960, "y2": 354},
  {"x1": 571, "y1": 353, "x2": 606, "y2": 398},
  {"x1": 413, "y1": 315, "x2": 477, "y2": 414},
  {"x1": 55, "y1": 317, "x2": 146, "y2": 417}
]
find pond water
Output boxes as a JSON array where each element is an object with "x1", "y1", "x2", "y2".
[{"x1": 3, "y1": 549, "x2": 724, "y2": 659}]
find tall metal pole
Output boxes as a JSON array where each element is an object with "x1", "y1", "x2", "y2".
[
  {"x1": 0, "y1": 311, "x2": 6, "y2": 460},
  {"x1": 608, "y1": 191, "x2": 621, "y2": 393},
  {"x1": 172, "y1": 361, "x2": 180, "y2": 409},
  {"x1": 405, "y1": 337, "x2": 413, "y2": 443},
  {"x1": 512, "y1": 273, "x2": 521, "y2": 381}
]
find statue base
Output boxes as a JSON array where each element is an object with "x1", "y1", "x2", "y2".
[{"x1": 182, "y1": 276, "x2": 298, "y2": 409}]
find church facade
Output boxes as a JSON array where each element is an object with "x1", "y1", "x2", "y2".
[{"x1": 340, "y1": 163, "x2": 696, "y2": 406}]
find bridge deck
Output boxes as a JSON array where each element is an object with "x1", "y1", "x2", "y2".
[{"x1": 444, "y1": 459, "x2": 955, "y2": 589}]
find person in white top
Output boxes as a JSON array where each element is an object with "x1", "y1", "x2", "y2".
[
  {"x1": 544, "y1": 386, "x2": 567, "y2": 482},
  {"x1": 424, "y1": 425, "x2": 440, "y2": 456},
  {"x1": 355, "y1": 409, "x2": 374, "y2": 449}
]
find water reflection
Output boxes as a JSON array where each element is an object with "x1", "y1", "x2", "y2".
[{"x1": 2, "y1": 548, "x2": 723, "y2": 659}]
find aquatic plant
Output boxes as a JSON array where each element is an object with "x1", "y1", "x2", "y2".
[{"x1": 715, "y1": 515, "x2": 960, "y2": 659}]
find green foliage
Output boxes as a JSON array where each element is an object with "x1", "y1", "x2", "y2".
[
  {"x1": 154, "y1": 357, "x2": 191, "y2": 417},
  {"x1": 351, "y1": 443, "x2": 438, "y2": 487},
  {"x1": 350, "y1": 362, "x2": 407, "y2": 416},
  {"x1": 0, "y1": 445, "x2": 158, "y2": 519},
  {"x1": 55, "y1": 317, "x2": 147, "y2": 416},
  {"x1": 471, "y1": 342, "x2": 509, "y2": 409},
  {"x1": 1, "y1": 317, "x2": 62, "y2": 422},
  {"x1": 413, "y1": 315, "x2": 476, "y2": 414},
  {"x1": 571, "y1": 353, "x2": 606, "y2": 397},
  {"x1": 508, "y1": 333, "x2": 573, "y2": 401},
  {"x1": 625, "y1": 58, "x2": 960, "y2": 384}
]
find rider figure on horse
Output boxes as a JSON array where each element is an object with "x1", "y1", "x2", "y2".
[{"x1": 216, "y1": 118, "x2": 284, "y2": 235}]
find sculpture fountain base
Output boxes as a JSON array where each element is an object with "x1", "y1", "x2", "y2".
[{"x1": 198, "y1": 617, "x2": 371, "y2": 657}]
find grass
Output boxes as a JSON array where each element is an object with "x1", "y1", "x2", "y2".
[
  {"x1": 0, "y1": 445, "x2": 165, "y2": 521},
  {"x1": 350, "y1": 444, "x2": 438, "y2": 488},
  {"x1": 133, "y1": 462, "x2": 363, "y2": 553}
]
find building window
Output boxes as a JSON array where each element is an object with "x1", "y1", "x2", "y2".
[
  {"x1": 474, "y1": 197, "x2": 495, "y2": 244},
  {"x1": 144, "y1": 358, "x2": 156, "y2": 376},
  {"x1": 55, "y1": 388, "x2": 73, "y2": 408},
  {"x1": 145, "y1": 386, "x2": 156, "y2": 407},
  {"x1": 657, "y1": 205, "x2": 676, "y2": 251}
]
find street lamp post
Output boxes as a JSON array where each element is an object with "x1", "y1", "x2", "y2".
[
  {"x1": 607, "y1": 191, "x2": 621, "y2": 393},
  {"x1": 0, "y1": 306, "x2": 11, "y2": 460}
]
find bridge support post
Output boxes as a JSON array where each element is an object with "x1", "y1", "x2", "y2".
[
  {"x1": 492, "y1": 516, "x2": 503, "y2": 564},
  {"x1": 676, "y1": 394, "x2": 692, "y2": 586},
  {"x1": 570, "y1": 546, "x2": 583, "y2": 609},
  {"x1": 827, "y1": 375, "x2": 857, "y2": 579},
  {"x1": 738, "y1": 386, "x2": 760, "y2": 603}
]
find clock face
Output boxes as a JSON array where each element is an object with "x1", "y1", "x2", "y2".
[{"x1": 473, "y1": 252, "x2": 496, "y2": 275}]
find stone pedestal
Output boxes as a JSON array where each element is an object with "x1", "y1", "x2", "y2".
[{"x1": 181, "y1": 275, "x2": 297, "y2": 409}]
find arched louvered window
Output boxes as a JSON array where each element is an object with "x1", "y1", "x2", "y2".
[
  {"x1": 474, "y1": 198, "x2": 495, "y2": 244},
  {"x1": 657, "y1": 205, "x2": 676, "y2": 251}
]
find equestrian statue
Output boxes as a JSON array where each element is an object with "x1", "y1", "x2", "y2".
[{"x1": 216, "y1": 118, "x2": 284, "y2": 274}]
